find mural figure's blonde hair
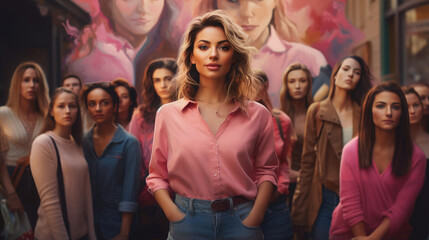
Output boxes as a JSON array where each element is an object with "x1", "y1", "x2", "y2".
[
  {"x1": 176, "y1": 9, "x2": 260, "y2": 110},
  {"x1": 7, "y1": 62, "x2": 50, "y2": 116},
  {"x1": 197, "y1": 1, "x2": 300, "y2": 42}
]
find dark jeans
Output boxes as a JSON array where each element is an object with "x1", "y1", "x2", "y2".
[
  {"x1": 262, "y1": 194, "x2": 293, "y2": 240},
  {"x1": 7, "y1": 166, "x2": 40, "y2": 229},
  {"x1": 310, "y1": 186, "x2": 339, "y2": 240}
]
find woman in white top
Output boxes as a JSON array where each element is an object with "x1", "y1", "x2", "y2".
[{"x1": 0, "y1": 61, "x2": 49, "y2": 228}]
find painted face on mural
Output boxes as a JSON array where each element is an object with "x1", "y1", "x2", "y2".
[
  {"x1": 111, "y1": 0, "x2": 165, "y2": 37},
  {"x1": 216, "y1": 0, "x2": 277, "y2": 47}
]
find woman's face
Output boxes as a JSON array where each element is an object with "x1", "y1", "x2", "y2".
[
  {"x1": 334, "y1": 58, "x2": 361, "y2": 91},
  {"x1": 372, "y1": 91, "x2": 402, "y2": 131},
  {"x1": 287, "y1": 69, "x2": 309, "y2": 100},
  {"x1": 87, "y1": 88, "x2": 116, "y2": 124},
  {"x1": 190, "y1": 26, "x2": 234, "y2": 83},
  {"x1": 413, "y1": 85, "x2": 429, "y2": 116},
  {"x1": 216, "y1": 0, "x2": 277, "y2": 46},
  {"x1": 405, "y1": 93, "x2": 423, "y2": 125},
  {"x1": 20, "y1": 68, "x2": 40, "y2": 102},
  {"x1": 115, "y1": 86, "x2": 132, "y2": 114},
  {"x1": 110, "y1": 0, "x2": 164, "y2": 37},
  {"x1": 153, "y1": 68, "x2": 174, "y2": 103},
  {"x1": 51, "y1": 92, "x2": 78, "y2": 129}
]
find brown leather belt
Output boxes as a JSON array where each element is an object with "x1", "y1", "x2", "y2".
[{"x1": 210, "y1": 196, "x2": 249, "y2": 212}]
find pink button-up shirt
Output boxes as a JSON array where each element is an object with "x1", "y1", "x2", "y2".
[
  {"x1": 146, "y1": 99, "x2": 278, "y2": 201},
  {"x1": 253, "y1": 26, "x2": 328, "y2": 108}
]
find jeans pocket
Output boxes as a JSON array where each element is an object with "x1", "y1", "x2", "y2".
[
  {"x1": 169, "y1": 205, "x2": 188, "y2": 224},
  {"x1": 233, "y1": 203, "x2": 261, "y2": 230}
]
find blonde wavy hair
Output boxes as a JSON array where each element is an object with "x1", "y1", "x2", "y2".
[
  {"x1": 176, "y1": 9, "x2": 259, "y2": 110},
  {"x1": 7, "y1": 62, "x2": 50, "y2": 116}
]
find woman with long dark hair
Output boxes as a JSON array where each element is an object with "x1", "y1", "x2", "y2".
[
  {"x1": 291, "y1": 56, "x2": 372, "y2": 240},
  {"x1": 82, "y1": 82, "x2": 141, "y2": 239},
  {"x1": 128, "y1": 57, "x2": 177, "y2": 239},
  {"x1": 112, "y1": 78, "x2": 138, "y2": 129},
  {"x1": 30, "y1": 88, "x2": 96, "y2": 240},
  {"x1": 330, "y1": 82, "x2": 426, "y2": 239}
]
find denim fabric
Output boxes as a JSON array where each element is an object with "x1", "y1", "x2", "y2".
[
  {"x1": 167, "y1": 194, "x2": 263, "y2": 240},
  {"x1": 83, "y1": 125, "x2": 141, "y2": 239},
  {"x1": 261, "y1": 195, "x2": 293, "y2": 240},
  {"x1": 310, "y1": 186, "x2": 339, "y2": 240}
]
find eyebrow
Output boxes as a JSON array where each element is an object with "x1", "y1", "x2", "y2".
[
  {"x1": 343, "y1": 65, "x2": 361, "y2": 70},
  {"x1": 197, "y1": 40, "x2": 229, "y2": 44}
]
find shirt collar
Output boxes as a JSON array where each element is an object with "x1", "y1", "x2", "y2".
[
  {"x1": 94, "y1": 22, "x2": 135, "y2": 59},
  {"x1": 176, "y1": 98, "x2": 241, "y2": 115},
  {"x1": 262, "y1": 25, "x2": 287, "y2": 53}
]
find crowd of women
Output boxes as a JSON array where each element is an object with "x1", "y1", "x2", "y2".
[{"x1": 1, "y1": 9, "x2": 429, "y2": 240}]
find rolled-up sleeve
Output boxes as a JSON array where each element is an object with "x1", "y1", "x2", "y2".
[
  {"x1": 253, "y1": 108, "x2": 278, "y2": 187},
  {"x1": 119, "y1": 137, "x2": 141, "y2": 212},
  {"x1": 146, "y1": 107, "x2": 171, "y2": 194}
]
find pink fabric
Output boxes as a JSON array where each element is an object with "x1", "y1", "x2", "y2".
[
  {"x1": 253, "y1": 26, "x2": 328, "y2": 108},
  {"x1": 30, "y1": 132, "x2": 96, "y2": 240},
  {"x1": 66, "y1": 23, "x2": 135, "y2": 85},
  {"x1": 330, "y1": 138, "x2": 426, "y2": 239},
  {"x1": 128, "y1": 111, "x2": 157, "y2": 206},
  {"x1": 146, "y1": 99, "x2": 278, "y2": 200},
  {"x1": 272, "y1": 112, "x2": 291, "y2": 195}
]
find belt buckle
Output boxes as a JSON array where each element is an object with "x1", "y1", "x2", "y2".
[{"x1": 210, "y1": 198, "x2": 229, "y2": 212}]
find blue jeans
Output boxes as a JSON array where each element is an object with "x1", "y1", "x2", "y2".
[
  {"x1": 168, "y1": 194, "x2": 263, "y2": 240},
  {"x1": 261, "y1": 195, "x2": 293, "y2": 240},
  {"x1": 310, "y1": 186, "x2": 339, "y2": 240}
]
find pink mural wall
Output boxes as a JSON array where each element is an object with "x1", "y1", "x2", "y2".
[{"x1": 65, "y1": 0, "x2": 364, "y2": 107}]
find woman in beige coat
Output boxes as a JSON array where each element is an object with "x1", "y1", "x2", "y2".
[{"x1": 292, "y1": 56, "x2": 372, "y2": 240}]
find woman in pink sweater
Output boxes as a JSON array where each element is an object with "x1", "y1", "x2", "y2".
[
  {"x1": 330, "y1": 82, "x2": 426, "y2": 240},
  {"x1": 30, "y1": 88, "x2": 96, "y2": 240}
]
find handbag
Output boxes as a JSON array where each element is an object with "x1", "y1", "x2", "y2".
[
  {"x1": 0, "y1": 197, "x2": 34, "y2": 240},
  {"x1": 48, "y1": 136, "x2": 72, "y2": 239}
]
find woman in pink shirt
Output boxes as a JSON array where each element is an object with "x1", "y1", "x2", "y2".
[
  {"x1": 30, "y1": 88, "x2": 96, "y2": 240},
  {"x1": 330, "y1": 82, "x2": 427, "y2": 240},
  {"x1": 146, "y1": 10, "x2": 278, "y2": 239}
]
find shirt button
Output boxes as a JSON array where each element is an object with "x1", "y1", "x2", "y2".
[{"x1": 214, "y1": 173, "x2": 218, "y2": 177}]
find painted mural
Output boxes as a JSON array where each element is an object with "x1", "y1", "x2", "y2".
[{"x1": 64, "y1": 0, "x2": 363, "y2": 107}]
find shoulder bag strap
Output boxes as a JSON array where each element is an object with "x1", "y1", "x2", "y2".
[
  {"x1": 48, "y1": 136, "x2": 71, "y2": 239},
  {"x1": 273, "y1": 111, "x2": 285, "y2": 142}
]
